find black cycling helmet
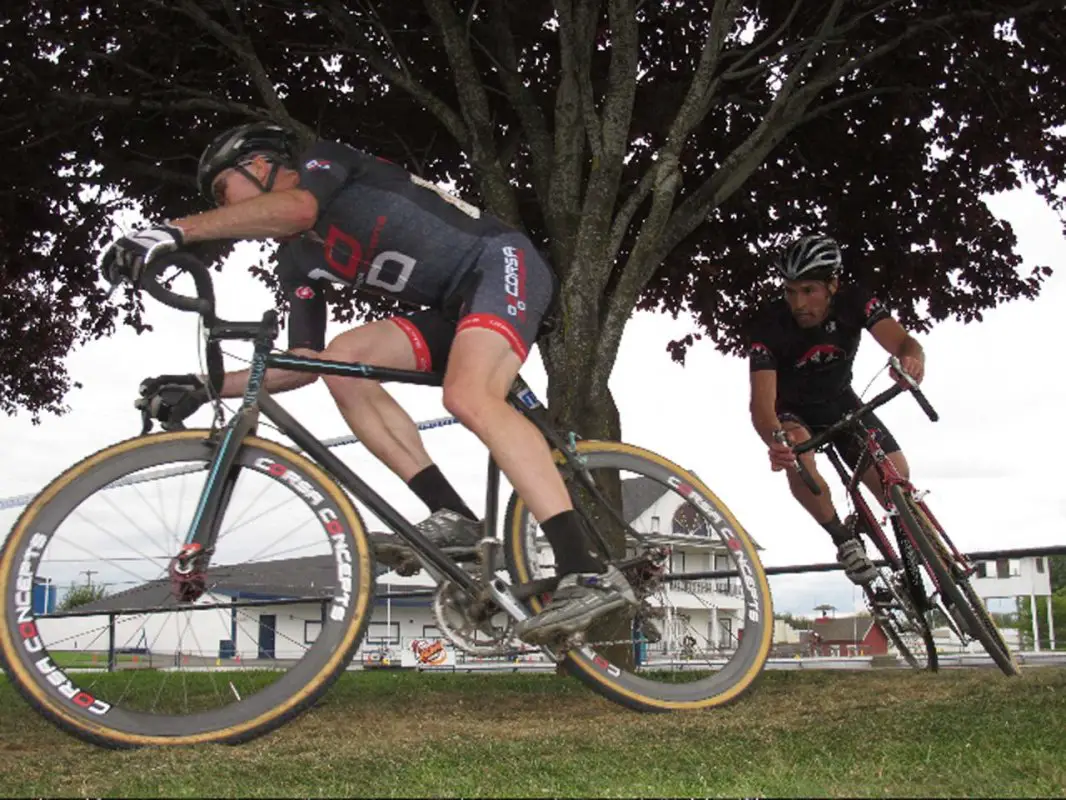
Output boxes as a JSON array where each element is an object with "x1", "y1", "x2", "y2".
[
  {"x1": 197, "y1": 122, "x2": 297, "y2": 203},
  {"x1": 775, "y1": 234, "x2": 842, "y2": 281}
]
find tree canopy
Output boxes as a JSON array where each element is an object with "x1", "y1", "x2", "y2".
[{"x1": 2, "y1": 1, "x2": 1063, "y2": 435}]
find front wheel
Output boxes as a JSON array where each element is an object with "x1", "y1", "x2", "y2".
[
  {"x1": 0, "y1": 430, "x2": 375, "y2": 748},
  {"x1": 503, "y1": 440, "x2": 773, "y2": 711},
  {"x1": 889, "y1": 485, "x2": 1019, "y2": 676}
]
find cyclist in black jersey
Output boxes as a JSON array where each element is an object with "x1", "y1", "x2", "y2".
[
  {"x1": 746, "y1": 234, "x2": 926, "y2": 584},
  {"x1": 100, "y1": 122, "x2": 637, "y2": 644}
]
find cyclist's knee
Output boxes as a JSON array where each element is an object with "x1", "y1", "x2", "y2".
[
  {"x1": 887, "y1": 449, "x2": 909, "y2": 479},
  {"x1": 442, "y1": 381, "x2": 501, "y2": 430}
]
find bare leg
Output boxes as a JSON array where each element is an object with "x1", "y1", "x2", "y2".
[
  {"x1": 320, "y1": 320, "x2": 433, "y2": 482},
  {"x1": 780, "y1": 421, "x2": 839, "y2": 525},
  {"x1": 441, "y1": 328, "x2": 572, "y2": 523}
]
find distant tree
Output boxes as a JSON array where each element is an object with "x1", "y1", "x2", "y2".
[
  {"x1": 1049, "y1": 556, "x2": 1066, "y2": 594},
  {"x1": 1016, "y1": 591, "x2": 1066, "y2": 651},
  {"x1": 775, "y1": 611, "x2": 813, "y2": 631},
  {"x1": 58, "y1": 582, "x2": 108, "y2": 612},
  {"x1": 1, "y1": 0, "x2": 1063, "y2": 436}
]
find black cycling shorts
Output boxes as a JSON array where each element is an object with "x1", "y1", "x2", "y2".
[
  {"x1": 387, "y1": 232, "x2": 557, "y2": 372},
  {"x1": 777, "y1": 390, "x2": 901, "y2": 470}
]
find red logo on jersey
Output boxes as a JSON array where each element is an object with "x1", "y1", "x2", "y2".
[
  {"x1": 795, "y1": 344, "x2": 846, "y2": 368},
  {"x1": 295, "y1": 286, "x2": 315, "y2": 300},
  {"x1": 304, "y1": 159, "x2": 332, "y2": 171},
  {"x1": 865, "y1": 297, "x2": 883, "y2": 317}
]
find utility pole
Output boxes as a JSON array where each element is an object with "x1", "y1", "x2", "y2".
[{"x1": 80, "y1": 569, "x2": 97, "y2": 588}]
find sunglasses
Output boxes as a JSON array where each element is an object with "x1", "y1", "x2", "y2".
[{"x1": 211, "y1": 158, "x2": 260, "y2": 206}]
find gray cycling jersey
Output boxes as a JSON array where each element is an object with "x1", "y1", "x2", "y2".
[{"x1": 276, "y1": 140, "x2": 555, "y2": 353}]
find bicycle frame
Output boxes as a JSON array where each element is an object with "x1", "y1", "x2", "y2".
[
  {"x1": 139, "y1": 253, "x2": 661, "y2": 610},
  {"x1": 180, "y1": 342, "x2": 570, "y2": 600},
  {"x1": 819, "y1": 426, "x2": 916, "y2": 575}
]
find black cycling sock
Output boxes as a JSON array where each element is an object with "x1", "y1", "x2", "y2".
[
  {"x1": 407, "y1": 465, "x2": 477, "y2": 520},
  {"x1": 541, "y1": 510, "x2": 606, "y2": 575},
  {"x1": 820, "y1": 514, "x2": 853, "y2": 547}
]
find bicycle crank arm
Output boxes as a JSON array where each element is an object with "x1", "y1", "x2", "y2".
[{"x1": 485, "y1": 578, "x2": 567, "y2": 664}]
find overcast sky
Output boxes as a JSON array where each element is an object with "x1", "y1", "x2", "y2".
[{"x1": 1, "y1": 185, "x2": 1063, "y2": 617}]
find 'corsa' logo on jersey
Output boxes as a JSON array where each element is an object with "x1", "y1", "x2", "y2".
[
  {"x1": 502, "y1": 246, "x2": 527, "y2": 321},
  {"x1": 304, "y1": 159, "x2": 332, "y2": 171}
]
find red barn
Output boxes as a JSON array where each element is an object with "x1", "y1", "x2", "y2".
[{"x1": 808, "y1": 614, "x2": 890, "y2": 657}]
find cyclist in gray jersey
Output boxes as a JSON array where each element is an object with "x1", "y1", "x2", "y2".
[{"x1": 101, "y1": 122, "x2": 637, "y2": 645}]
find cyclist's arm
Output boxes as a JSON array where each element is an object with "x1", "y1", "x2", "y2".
[
  {"x1": 211, "y1": 347, "x2": 320, "y2": 399},
  {"x1": 869, "y1": 317, "x2": 925, "y2": 384},
  {"x1": 869, "y1": 317, "x2": 923, "y2": 361},
  {"x1": 169, "y1": 189, "x2": 319, "y2": 243},
  {"x1": 749, "y1": 369, "x2": 783, "y2": 446},
  {"x1": 209, "y1": 253, "x2": 328, "y2": 399}
]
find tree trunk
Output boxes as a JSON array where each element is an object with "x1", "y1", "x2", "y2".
[{"x1": 542, "y1": 329, "x2": 634, "y2": 668}]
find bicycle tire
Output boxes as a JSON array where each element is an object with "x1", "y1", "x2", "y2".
[
  {"x1": 889, "y1": 485, "x2": 1019, "y2": 676},
  {"x1": 0, "y1": 430, "x2": 375, "y2": 747},
  {"x1": 503, "y1": 440, "x2": 773, "y2": 711},
  {"x1": 852, "y1": 515, "x2": 938, "y2": 671},
  {"x1": 862, "y1": 582, "x2": 938, "y2": 671}
]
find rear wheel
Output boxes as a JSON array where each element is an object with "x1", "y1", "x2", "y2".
[
  {"x1": 0, "y1": 430, "x2": 375, "y2": 747},
  {"x1": 504, "y1": 440, "x2": 773, "y2": 711},
  {"x1": 889, "y1": 485, "x2": 1019, "y2": 676}
]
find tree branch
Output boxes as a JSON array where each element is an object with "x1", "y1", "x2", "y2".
[
  {"x1": 554, "y1": 0, "x2": 603, "y2": 160},
  {"x1": 321, "y1": 1, "x2": 470, "y2": 150},
  {"x1": 483, "y1": 0, "x2": 554, "y2": 207},
  {"x1": 423, "y1": 0, "x2": 521, "y2": 224},
  {"x1": 51, "y1": 91, "x2": 267, "y2": 118},
  {"x1": 544, "y1": 0, "x2": 591, "y2": 271},
  {"x1": 168, "y1": 0, "x2": 303, "y2": 135},
  {"x1": 720, "y1": 0, "x2": 806, "y2": 79}
]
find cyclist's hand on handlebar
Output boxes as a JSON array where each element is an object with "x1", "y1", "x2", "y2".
[
  {"x1": 768, "y1": 432, "x2": 797, "y2": 472},
  {"x1": 101, "y1": 222, "x2": 185, "y2": 286},
  {"x1": 890, "y1": 354, "x2": 925, "y2": 387},
  {"x1": 135, "y1": 373, "x2": 208, "y2": 432}
]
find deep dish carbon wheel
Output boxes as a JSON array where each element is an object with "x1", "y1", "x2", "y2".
[
  {"x1": 0, "y1": 430, "x2": 374, "y2": 748},
  {"x1": 504, "y1": 440, "x2": 772, "y2": 711},
  {"x1": 889, "y1": 485, "x2": 1019, "y2": 677}
]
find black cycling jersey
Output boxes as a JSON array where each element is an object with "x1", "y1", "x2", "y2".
[
  {"x1": 275, "y1": 140, "x2": 555, "y2": 361},
  {"x1": 747, "y1": 284, "x2": 891, "y2": 407}
]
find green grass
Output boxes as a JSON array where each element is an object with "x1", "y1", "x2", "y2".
[
  {"x1": 0, "y1": 667, "x2": 1063, "y2": 798},
  {"x1": 47, "y1": 651, "x2": 146, "y2": 669}
]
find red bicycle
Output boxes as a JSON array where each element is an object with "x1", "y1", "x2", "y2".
[{"x1": 782, "y1": 357, "x2": 1019, "y2": 676}]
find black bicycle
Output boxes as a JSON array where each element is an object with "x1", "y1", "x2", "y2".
[
  {"x1": 0, "y1": 254, "x2": 773, "y2": 748},
  {"x1": 782, "y1": 362, "x2": 1018, "y2": 676}
]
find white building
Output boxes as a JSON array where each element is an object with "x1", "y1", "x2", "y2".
[{"x1": 36, "y1": 475, "x2": 760, "y2": 669}]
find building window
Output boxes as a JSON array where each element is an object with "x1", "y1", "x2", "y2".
[
  {"x1": 1009, "y1": 559, "x2": 1022, "y2": 577},
  {"x1": 651, "y1": 515, "x2": 660, "y2": 533},
  {"x1": 996, "y1": 558, "x2": 1009, "y2": 579},
  {"x1": 976, "y1": 562, "x2": 988, "y2": 579},
  {"x1": 672, "y1": 503, "x2": 709, "y2": 537},
  {"x1": 367, "y1": 621, "x2": 400, "y2": 645},
  {"x1": 1036, "y1": 558, "x2": 1045, "y2": 574},
  {"x1": 719, "y1": 617, "x2": 733, "y2": 649},
  {"x1": 671, "y1": 550, "x2": 686, "y2": 573},
  {"x1": 715, "y1": 553, "x2": 735, "y2": 593},
  {"x1": 422, "y1": 624, "x2": 442, "y2": 639},
  {"x1": 304, "y1": 620, "x2": 322, "y2": 644}
]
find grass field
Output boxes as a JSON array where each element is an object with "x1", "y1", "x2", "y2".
[
  {"x1": 0, "y1": 667, "x2": 1063, "y2": 798},
  {"x1": 47, "y1": 650, "x2": 149, "y2": 669}
]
